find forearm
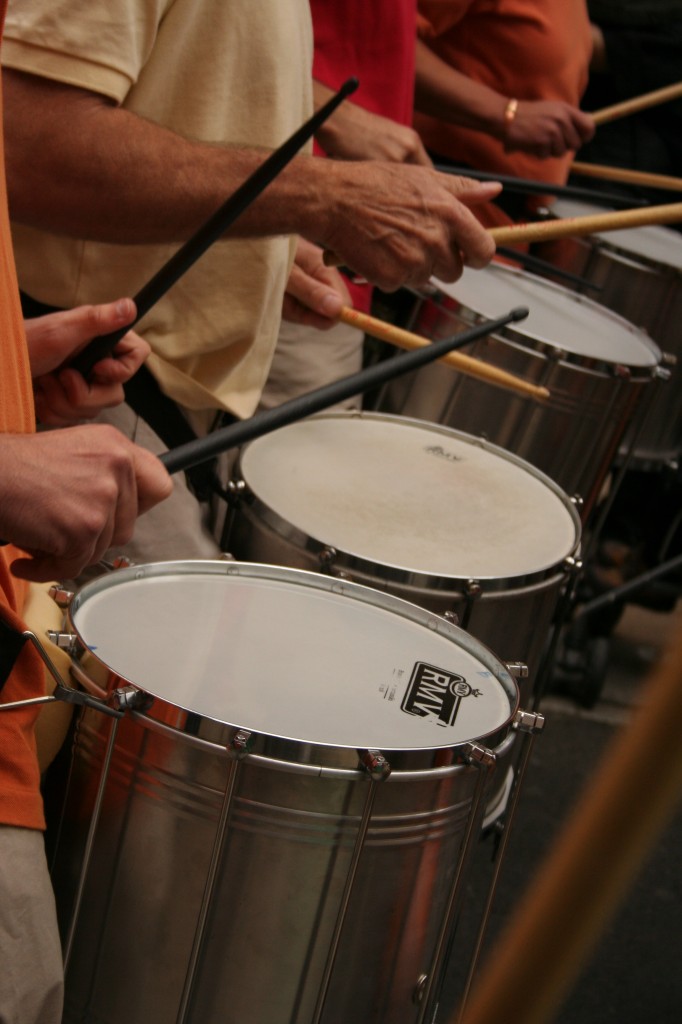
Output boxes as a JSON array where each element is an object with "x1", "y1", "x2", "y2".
[
  {"x1": 414, "y1": 39, "x2": 508, "y2": 138},
  {"x1": 2, "y1": 69, "x2": 500, "y2": 292},
  {"x1": 2, "y1": 70, "x2": 334, "y2": 245}
]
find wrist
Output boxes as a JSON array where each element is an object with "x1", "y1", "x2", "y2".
[{"x1": 502, "y1": 98, "x2": 518, "y2": 138}]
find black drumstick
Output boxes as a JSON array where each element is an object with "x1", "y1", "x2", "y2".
[
  {"x1": 495, "y1": 247, "x2": 603, "y2": 293},
  {"x1": 434, "y1": 164, "x2": 647, "y2": 209},
  {"x1": 159, "y1": 306, "x2": 529, "y2": 476},
  {"x1": 71, "y1": 77, "x2": 359, "y2": 379}
]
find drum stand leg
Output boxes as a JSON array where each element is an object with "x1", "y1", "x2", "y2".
[
  {"x1": 574, "y1": 552, "x2": 682, "y2": 620},
  {"x1": 416, "y1": 744, "x2": 496, "y2": 1024},
  {"x1": 453, "y1": 712, "x2": 545, "y2": 1024}
]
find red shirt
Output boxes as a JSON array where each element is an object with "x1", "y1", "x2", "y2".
[
  {"x1": 415, "y1": 0, "x2": 592, "y2": 187},
  {"x1": 311, "y1": 0, "x2": 418, "y2": 309}
]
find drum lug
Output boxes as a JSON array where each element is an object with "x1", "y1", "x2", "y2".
[
  {"x1": 442, "y1": 609, "x2": 460, "y2": 626},
  {"x1": 570, "y1": 493, "x2": 584, "y2": 511},
  {"x1": 465, "y1": 579, "x2": 482, "y2": 599},
  {"x1": 359, "y1": 748, "x2": 391, "y2": 781},
  {"x1": 226, "y1": 478, "x2": 247, "y2": 506},
  {"x1": 563, "y1": 554, "x2": 583, "y2": 576},
  {"x1": 227, "y1": 728, "x2": 254, "y2": 760},
  {"x1": 612, "y1": 363, "x2": 631, "y2": 380},
  {"x1": 48, "y1": 585, "x2": 74, "y2": 609},
  {"x1": 412, "y1": 973, "x2": 429, "y2": 1006},
  {"x1": 111, "y1": 555, "x2": 133, "y2": 570},
  {"x1": 504, "y1": 661, "x2": 529, "y2": 680},
  {"x1": 112, "y1": 685, "x2": 154, "y2": 712},
  {"x1": 463, "y1": 742, "x2": 496, "y2": 769},
  {"x1": 318, "y1": 546, "x2": 337, "y2": 571},
  {"x1": 655, "y1": 361, "x2": 673, "y2": 381},
  {"x1": 45, "y1": 630, "x2": 81, "y2": 656},
  {"x1": 513, "y1": 709, "x2": 546, "y2": 735}
]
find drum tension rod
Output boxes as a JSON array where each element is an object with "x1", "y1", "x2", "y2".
[{"x1": 112, "y1": 686, "x2": 154, "y2": 714}]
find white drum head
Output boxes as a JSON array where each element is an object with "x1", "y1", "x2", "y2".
[
  {"x1": 70, "y1": 562, "x2": 517, "y2": 751},
  {"x1": 238, "y1": 414, "x2": 579, "y2": 582},
  {"x1": 433, "y1": 262, "x2": 660, "y2": 367},
  {"x1": 549, "y1": 198, "x2": 682, "y2": 271}
]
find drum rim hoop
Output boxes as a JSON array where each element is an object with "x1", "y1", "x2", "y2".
[
  {"x1": 235, "y1": 411, "x2": 582, "y2": 592},
  {"x1": 68, "y1": 559, "x2": 520, "y2": 761}
]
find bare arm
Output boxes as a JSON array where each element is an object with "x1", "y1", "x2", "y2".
[
  {"x1": 3, "y1": 70, "x2": 295, "y2": 243},
  {"x1": 3, "y1": 69, "x2": 498, "y2": 291},
  {"x1": 414, "y1": 39, "x2": 595, "y2": 158}
]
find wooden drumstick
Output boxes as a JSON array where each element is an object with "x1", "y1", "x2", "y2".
[
  {"x1": 571, "y1": 161, "x2": 682, "y2": 194},
  {"x1": 324, "y1": 202, "x2": 682, "y2": 273},
  {"x1": 338, "y1": 306, "x2": 549, "y2": 401},
  {"x1": 591, "y1": 80, "x2": 682, "y2": 126},
  {"x1": 455, "y1": 628, "x2": 682, "y2": 1024},
  {"x1": 489, "y1": 201, "x2": 682, "y2": 246}
]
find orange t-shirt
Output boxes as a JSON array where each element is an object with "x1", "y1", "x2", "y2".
[
  {"x1": 0, "y1": 51, "x2": 46, "y2": 830},
  {"x1": 415, "y1": 0, "x2": 592, "y2": 187}
]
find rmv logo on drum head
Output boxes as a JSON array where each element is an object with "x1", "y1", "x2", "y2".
[{"x1": 402, "y1": 662, "x2": 480, "y2": 727}]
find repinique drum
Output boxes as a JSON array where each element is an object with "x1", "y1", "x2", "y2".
[
  {"x1": 372, "y1": 261, "x2": 665, "y2": 518},
  {"x1": 53, "y1": 561, "x2": 519, "y2": 1024},
  {"x1": 534, "y1": 198, "x2": 682, "y2": 467},
  {"x1": 227, "y1": 412, "x2": 581, "y2": 700}
]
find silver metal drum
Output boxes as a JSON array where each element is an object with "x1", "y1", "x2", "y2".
[
  {"x1": 535, "y1": 198, "x2": 682, "y2": 467},
  {"x1": 227, "y1": 412, "x2": 582, "y2": 703},
  {"x1": 373, "y1": 261, "x2": 665, "y2": 518},
  {"x1": 53, "y1": 560, "x2": 519, "y2": 1024}
]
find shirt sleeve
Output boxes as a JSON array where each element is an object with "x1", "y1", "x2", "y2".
[{"x1": 2, "y1": 0, "x2": 173, "y2": 103}]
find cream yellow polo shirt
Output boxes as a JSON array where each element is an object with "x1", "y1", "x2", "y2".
[{"x1": 3, "y1": 0, "x2": 313, "y2": 418}]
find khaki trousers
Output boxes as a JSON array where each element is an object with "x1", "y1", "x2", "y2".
[
  {"x1": 0, "y1": 826, "x2": 63, "y2": 1024},
  {"x1": 259, "y1": 319, "x2": 364, "y2": 411}
]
